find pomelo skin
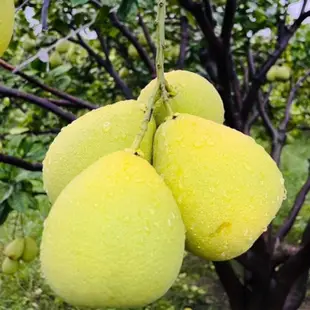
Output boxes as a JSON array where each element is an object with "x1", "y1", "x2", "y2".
[
  {"x1": 138, "y1": 70, "x2": 224, "y2": 125},
  {"x1": 0, "y1": 0, "x2": 15, "y2": 57},
  {"x1": 153, "y1": 114, "x2": 286, "y2": 261},
  {"x1": 40, "y1": 151, "x2": 185, "y2": 309},
  {"x1": 43, "y1": 100, "x2": 156, "y2": 203}
]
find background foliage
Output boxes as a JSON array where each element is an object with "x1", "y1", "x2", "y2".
[{"x1": 0, "y1": 0, "x2": 309, "y2": 309}]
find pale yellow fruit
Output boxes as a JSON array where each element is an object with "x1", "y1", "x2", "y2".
[
  {"x1": 2, "y1": 257, "x2": 19, "y2": 274},
  {"x1": 43, "y1": 100, "x2": 156, "y2": 203},
  {"x1": 0, "y1": 0, "x2": 15, "y2": 57},
  {"x1": 49, "y1": 51, "x2": 62, "y2": 68},
  {"x1": 21, "y1": 237, "x2": 38, "y2": 262},
  {"x1": 138, "y1": 70, "x2": 224, "y2": 126},
  {"x1": 40, "y1": 151, "x2": 185, "y2": 308},
  {"x1": 153, "y1": 114, "x2": 286, "y2": 261},
  {"x1": 4, "y1": 238, "x2": 25, "y2": 260}
]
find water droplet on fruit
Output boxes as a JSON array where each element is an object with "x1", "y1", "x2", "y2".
[
  {"x1": 168, "y1": 219, "x2": 172, "y2": 227},
  {"x1": 103, "y1": 122, "x2": 111, "y2": 132}
]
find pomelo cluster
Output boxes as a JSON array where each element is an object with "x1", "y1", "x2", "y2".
[
  {"x1": 1, "y1": 237, "x2": 39, "y2": 275},
  {"x1": 41, "y1": 70, "x2": 286, "y2": 309}
]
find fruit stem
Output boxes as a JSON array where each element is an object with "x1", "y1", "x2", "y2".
[
  {"x1": 156, "y1": 0, "x2": 173, "y2": 117},
  {"x1": 131, "y1": 0, "x2": 172, "y2": 152}
]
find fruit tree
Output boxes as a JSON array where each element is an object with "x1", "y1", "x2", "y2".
[{"x1": 0, "y1": 1, "x2": 310, "y2": 310}]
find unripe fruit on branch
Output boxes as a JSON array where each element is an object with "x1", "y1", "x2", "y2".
[
  {"x1": 4, "y1": 238, "x2": 25, "y2": 260},
  {"x1": 153, "y1": 114, "x2": 286, "y2": 261},
  {"x1": 21, "y1": 237, "x2": 38, "y2": 262},
  {"x1": 43, "y1": 100, "x2": 156, "y2": 203},
  {"x1": 0, "y1": 0, "x2": 14, "y2": 57},
  {"x1": 2, "y1": 257, "x2": 19, "y2": 274},
  {"x1": 56, "y1": 40, "x2": 72, "y2": 54},
  {"x1": 138, "y1": 70, "x2": 224, "y2": 126},
  {"x1": 41, "y1": 151, "x2": 185, "y2": 308},
  {"x1": 267, "y1": 65, "x2": 291, "y2": 82},
  {"x1": 49, "y1": 51, "x2": 63, "y2": 68}
]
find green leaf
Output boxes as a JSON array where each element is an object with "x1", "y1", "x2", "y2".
[
  {"x1": 94, "y1": 5, "x2": 112, "y2": 30},
  {"x1": 0, "y1": 202, "x2": 11, "y2": 226},
  {"x1": 8, "y1": 191, "x2": 38, "y2": 213},
  {"x1": 0, "y1": 181, "x2": 13, "y2": 204},
  {"x1": 71, "y1": 0, "x2": 89, "y2": 7},
  {"x1": 117, "y1": 0, "x2": 137, "y2": 20},
  {"x1": 49, "y1": 64, "x2": 73, "y2": 78}
]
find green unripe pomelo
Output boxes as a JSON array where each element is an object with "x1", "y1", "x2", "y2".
[
  {"x1": 128, "y1": 45, "x2": 139, "y2": 58},
  {"x1": 56, "y1": 40, "x2": 71, "y2": 54},
  {"x1": 0, "y1": 0, "x2": 15, "y2": 57},
  {"x1": 153, "y1": 114, "x2": 286, "y2": 261},
  {"x1": 21, "y1": 237, "x2": 38, "y2": 262},
  {"x1": 4, "y1": 238, "x2": 25, "y2": 260},
  {"x1": 276, "y1": 65, "x2": 291, "y2": 81},
  {"x1": 138, "y1": 70, "x2": 224, "y2": 126},
  {"x1": 43, "y1": 100, "x2": 156, "y2": 203},
  {"x1": 40, "y1": 151, "x2": 185, "y2": 308},
  {"x1": 2, "y1": 257, "x2": 19, "y2": 274},
  {"x1": 266, "y1": 66, "x2": 277, "y2": 82},
  {"x1": 50, "y1": 51, "x2": 63, "y2": 68}
]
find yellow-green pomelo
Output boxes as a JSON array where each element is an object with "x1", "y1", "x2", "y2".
[
  {"x1": 21, "y1": 237, "x2": 38, "y2": 262},
  {"x1": 266, "y1": 66, "x2": 277, "y2": 82},
  {"x1": 49, "y1": 51, "x2": 62, "y2": 68},
  {"x1": 4, "y1": 238, "x2": 25, "y2": 260},
  {"x1": 40, "y1": 151, "x2": 185, "y2": 308},
  {"x1": 138, "y1": 70, "x2": 224, "y2": 126},
  {"x1": 43, "y1": 100, "x2": 156, "y2": 203},
  {"x1": 2, "y1": 257, "x2": 19, "y2": 274},
  {"x1": 276, "y1": 65, "x2": 291, "y2": 81},
  {"x1": 56, "y1": 40, "x2": 71, "y2": 54},
  {"x1": 153, "y1": 114, "x2": 285, "y2": 261},
  {"x1": 0, "y1": 0, "x2": 15, "y2": 57}
]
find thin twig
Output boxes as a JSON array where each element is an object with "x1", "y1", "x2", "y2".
[{"x1": 0, "y1": 154, "x2": 43, "y2": 171}]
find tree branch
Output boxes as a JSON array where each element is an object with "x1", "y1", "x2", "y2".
[
  {"x1": 137, "y1": 13, "x2": 156, "y2": 58},
  {"x1": 178, "y1": 0, "x2": 221, "y2": 51},
  {"x1": 177, "y1": 16, "x2": 189, "y2": 69},
  {"x1": 109, "y1": 12, "x2": 155, "y2": 75},
  {"x1": 73, "y1": 33, "x2": 133, "y2": 99},
  {"x1": 221, "y1": 0, "x2": 237, "y2": 48},
  {"x1": 279, "y1": 70, "x2": 310, "y2": 132},
  {"x1": 0, "y1": 59, "x2": 96, "y2": 110},
  {"x1": 270, "y1": 236, "x2": 310, "y2": 310},
  {"x1": 214, "y1": 261, "x2": 246, "y2": 310},
  {"x1": 257, "y1": 87, "x2": 278, "y2": 139},
  {"x1": 242, "y1": 10, "x2": 310, "y2": 122},
  {"x1": 0, "y1": 154, "x2": 42, "y2": 171},
  {"x1": 0, "y1": 84, "x2": 76, "y2": 122}
]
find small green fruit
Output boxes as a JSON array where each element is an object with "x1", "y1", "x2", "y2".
[
  {"x1": 276, "y1": 65, "x2": 290, "y2": 81},
  {"x1": 22, "y1": 237, "x2": 38, "y2": 262},
  {"x1": 266, "y1": 66, "x2": 277, "y2": 82},
  {"x1": 4, "y1": 238, "x2": 25, "y2": 260},
  {"x1": 56, "y1": 40, "x2": 71, "y2": 54},
  {"x1": 119, "y1": 68, "x2": 129, "y2": 79},
  {"x1": 50, "y1": 51, "x2": 63, "y2": 68},
  {"x1": 128, "y1": 45, "x2": 139, "y2": 58},
  {"x1": 2, "y1": 257, "x2": 19, "y2": 274}
]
